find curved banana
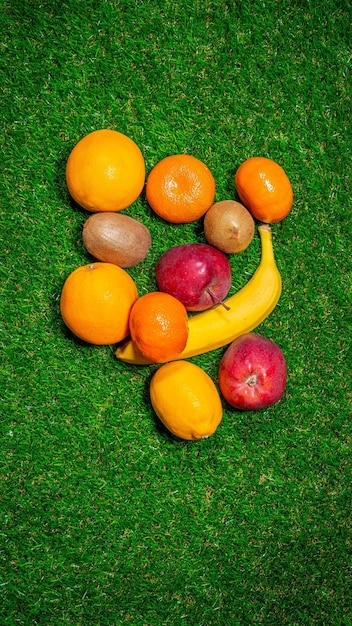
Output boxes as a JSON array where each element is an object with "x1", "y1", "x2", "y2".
[{"x1": 116, "y1": 224, "x2": 282, "y2": 365}]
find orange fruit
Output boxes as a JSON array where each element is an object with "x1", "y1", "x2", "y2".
[
  {"x1": 235, "y1": 156, "x2": 293, "y2": 223},
  {"x1": 150, "y1": 360, "x2": 223, "y2": 440},
  {"x1": 145, "y1": 154, "x2": 216, "y2": 223},
  {"x1": 129, "y1": 292, "x2": 189, "y2": 363},
  {"x1": 60, "y1": 262, "x2": 138, "y2": 345},
  {"x1": 66, "y1": 129, "x2": 145, "y2": 212}
]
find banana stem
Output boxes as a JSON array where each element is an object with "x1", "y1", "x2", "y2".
[{"x1": 258, "y1": 223, "x2": 271, "y2": 230}]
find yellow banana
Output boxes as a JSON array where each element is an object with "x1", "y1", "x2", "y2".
[{"x1": 115, "y1": 224, "x2": 282, "y2": 365}]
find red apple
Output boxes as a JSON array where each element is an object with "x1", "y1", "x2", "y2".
[
  {"x1": 218, "y1": 333, "x2": 287, "y2": 410},
  {"x1": 155, "y1": 243, "x2": 232, "y2": 311}
]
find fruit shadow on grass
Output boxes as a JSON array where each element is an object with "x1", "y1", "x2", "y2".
[
  {"x1": 59, "y1": 323, "x2": 106, "y2": 353},
  {"x1": 67, "y1": 195, "x2": 108, "y2": 267},
  {"x1": 111, "y1": 354, "x2": 179, "y2": 442}
]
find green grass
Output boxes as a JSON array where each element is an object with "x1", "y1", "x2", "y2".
[{"x1": 1, "y1": 0, "x2": 351, "y2": 624}]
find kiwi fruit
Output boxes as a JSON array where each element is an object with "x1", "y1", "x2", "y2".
[
  {"x1": 203, "y1": 200, "x2": 255, "y2": 254},
  {"x1": 82, "y1": 212, "x2": 151, "y2": 268}
]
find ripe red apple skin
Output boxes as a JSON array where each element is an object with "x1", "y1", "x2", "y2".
[
  {"x1": 218, "y1": 333, "x2": 287, "y2": 410},
  {"x1": 155, "y1": 243, "x2": 232, "y2": 311}
]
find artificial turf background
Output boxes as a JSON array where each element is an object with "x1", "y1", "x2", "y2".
[{"x1": 1, "y1": 0, "x2": 351, "y2": 624}]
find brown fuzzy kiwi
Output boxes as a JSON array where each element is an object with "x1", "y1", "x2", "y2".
[
  {"x1": 203, "y1": 200, "x2": 255, "y2": 254},
  {"x1": 82, "y1": 212, "x2": 151, "y2": 268}
]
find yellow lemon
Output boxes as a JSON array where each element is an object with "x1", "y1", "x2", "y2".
[{"x1": 150, "y1": 360, "x2": 223, "y2": 440}]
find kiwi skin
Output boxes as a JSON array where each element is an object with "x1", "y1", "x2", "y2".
[
  {"x1": 203, "y1": 200, "x2": 255, "y2": 254},
  {"x1": 82, "y1": 212, "x2": 151, "y2": 268}
]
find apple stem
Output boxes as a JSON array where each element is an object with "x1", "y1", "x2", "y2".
[{"x1": 206, "y1": 288, "x2": 231, "y2": 311}]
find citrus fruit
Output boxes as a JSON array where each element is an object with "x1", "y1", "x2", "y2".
[
  {"x1": 150, "y1": 360, "x2": 223, "y2": 440},
  {"x1": 235, "y1": 156, "x2": 293, "y2": 223},
  {"x1": 129, "y1": 292, "x2": 189, "y2": 363},
  {"x1": 60, "y1": 262, "x2": 138, "y2": 345},
  {"x1": 145, "y1": 154, "x2": 216, "y2": 223},
  {"x1": 66, "y1": 129, "x2": 145, "y2": 212}
]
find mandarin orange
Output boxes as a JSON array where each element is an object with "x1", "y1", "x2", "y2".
[
  {"x1": 145, "y1": 154, "x2": 215, "y2": 223},
  {"x1": 235, "y1": 156, "x2": 293, "y2": 223},
  {"x1": 129, "y1": 292, "x2": 189, "y2": 363}
]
